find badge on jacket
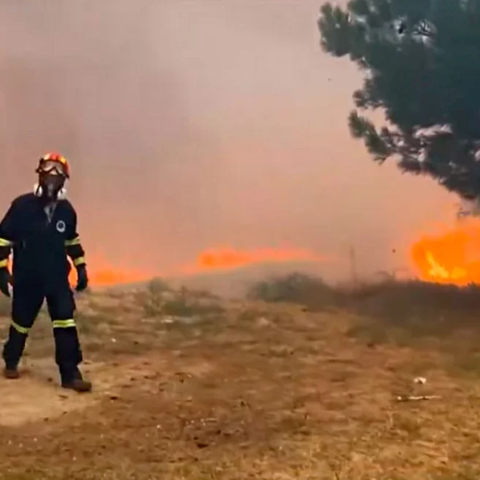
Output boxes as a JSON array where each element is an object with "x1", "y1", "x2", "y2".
[{"x1": 56, "y1": 220, "x2": 66, "y2": 233}]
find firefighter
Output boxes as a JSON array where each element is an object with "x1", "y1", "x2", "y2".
[{"x1": 0, "y1": 152, "x2": 92, "y2": 392}]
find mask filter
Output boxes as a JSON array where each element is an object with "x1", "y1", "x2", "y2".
[{"x1": 34, "y1": 175, "x2": 67, "y2": 200}]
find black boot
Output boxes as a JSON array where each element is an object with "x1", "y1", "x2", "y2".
[
  {"x1": 62, "y1": 377, "x2": 92, "y2": 392},
  {"x1": 3, "y1": 365, "x2": 20, "y2": 379},
  {"x1": 60, "y1": 367, "x2": 92, "y2": 393}
]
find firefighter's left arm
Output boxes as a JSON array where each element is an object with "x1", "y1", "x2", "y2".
[{"x1": 65, "y1": 205, "x2": 86, "y2": 268}]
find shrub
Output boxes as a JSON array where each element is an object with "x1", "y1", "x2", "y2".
[
  {"x1": 247, "y1": 273, "x2": 480, "y2": 332},
  {"x1": 246, "y1": 272, "x2": 340, "y2": 310}
]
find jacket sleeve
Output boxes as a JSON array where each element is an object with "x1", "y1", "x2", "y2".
[
  {"x1": 65, "y1": 205, "x2": 86, "y2": 268},
  {"x1": 0, "y1": 201, "x2": 18, "y2": 269}
]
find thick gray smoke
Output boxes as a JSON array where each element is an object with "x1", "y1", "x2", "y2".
[
  {"x1": 0, "y1": 1, "x2": 455, "y2": 281},
  {"x1": 0, "y1": 1, "x2": 215, "y2": 272}
]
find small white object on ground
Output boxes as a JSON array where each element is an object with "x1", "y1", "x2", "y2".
[{"x1": 414, "y1": 377, "x2": 427, "y2": 384}]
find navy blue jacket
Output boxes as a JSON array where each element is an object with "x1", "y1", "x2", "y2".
[{"x1": 0, "y1": 193, "x2": 86, "y2": 292}]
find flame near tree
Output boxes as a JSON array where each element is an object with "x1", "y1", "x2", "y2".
[{"x1": 411, "y1": 218, "x2": 480, "y2": 285}]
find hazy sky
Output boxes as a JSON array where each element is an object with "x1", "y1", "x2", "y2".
[{"x1": 0, "y1": 0, "x2": 457, "y2": 281}]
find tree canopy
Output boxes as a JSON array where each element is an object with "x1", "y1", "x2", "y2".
[{"x1": 318, "y1": 0, "x2": 480, "y2": 200}]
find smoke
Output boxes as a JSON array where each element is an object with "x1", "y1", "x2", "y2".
[{"x1": 0, "y1": 0, "x2": 456, "y2": 283}]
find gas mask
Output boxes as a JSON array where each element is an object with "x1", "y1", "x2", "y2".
[
  {"x1": 35, "y1": 173, "x2": 66, "y2": 201},
  {"x1": 34, "y1": 157, "x2": 69, "y2": 201}
]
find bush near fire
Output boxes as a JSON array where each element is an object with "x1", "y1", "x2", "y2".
[{"x1": 319, "y1": 0, "x2": 480, "y2": 284}]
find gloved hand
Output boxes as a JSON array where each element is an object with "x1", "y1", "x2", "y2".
[
  {"x1": 75, "y1": 264, "x2": 89, "y2": 292},
  {"x1": 0, "y1": 267, "x2": 11, "y2": 297}
]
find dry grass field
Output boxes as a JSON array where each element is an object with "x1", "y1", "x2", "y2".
[{"x1": 1, "y1": 276, "x2": 480, "y2": 479}]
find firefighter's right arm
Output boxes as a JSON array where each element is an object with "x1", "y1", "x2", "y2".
[{"x1": 0, "y1": 201, "x2": 18, "y2": 269}]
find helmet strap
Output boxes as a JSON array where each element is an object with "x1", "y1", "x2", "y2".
[
  {"x1": 33, "y1": 183, "x2": 43, "y2": 197},
  {"x1": 57, "y1": 187, "x2": 68, "y2": 200}
]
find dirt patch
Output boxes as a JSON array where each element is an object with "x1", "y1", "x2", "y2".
[{"x1": 0, "y1": 355, "x2": 166, "y2": 427}]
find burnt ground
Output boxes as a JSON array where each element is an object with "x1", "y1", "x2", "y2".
[{"x1": 0, "y1": 287, "x2": 479, "y2": 479}]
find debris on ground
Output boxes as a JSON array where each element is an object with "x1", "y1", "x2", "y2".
[
  {"x1": 396, "y1": 395, "x2": 441, "y2": 402},
  {"x1": 413, "y1": 376, "x2": 427, "y2": 384},
  {"x1": 162, "y1": 315, "x2": 202, "y2": 325}
]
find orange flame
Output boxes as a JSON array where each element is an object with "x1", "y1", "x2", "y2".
[
  {"x1": 411, "y1": 218, "x2": 480, "y2": 285},
  {"x1": 68, "y1": 258, "x2": 152, "y2": 287},
  {"x1": 180, "y1": 246, "x2": 330, "y2": 275},
  {"x1": 64, "y1": 246, "x2": 330, "y2": 287}
]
